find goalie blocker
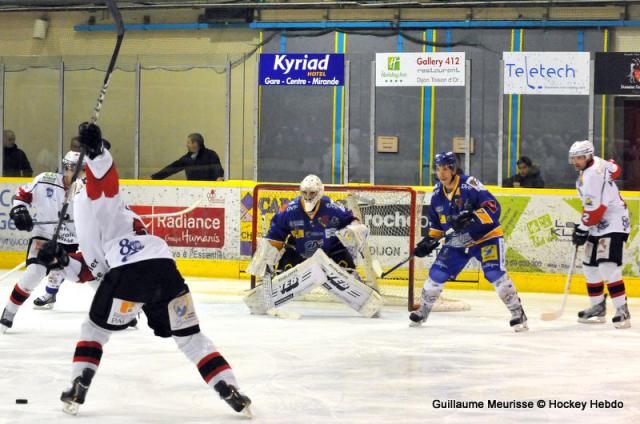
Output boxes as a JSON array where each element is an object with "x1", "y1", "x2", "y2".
[{"x1": 244, "y1": 249, "x2": 382, "y2": 318}]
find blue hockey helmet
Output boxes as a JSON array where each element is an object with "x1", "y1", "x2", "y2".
[{"x1": 433, "y1": 151, "x2": 457, "y2": 171}]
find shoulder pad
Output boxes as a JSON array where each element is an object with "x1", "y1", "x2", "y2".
[
  {"x1": 38, "y1": 172, "x2": 60, "y2": 184},
  {"x1": 461, "y1": 176, "x2": 486, "y2": 191},
  {"x1": 326, "y1": 201, "x2": 346, "y2": 212}
]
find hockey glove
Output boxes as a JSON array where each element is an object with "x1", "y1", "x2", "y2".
[
  {"x1": 572, "y1": 227, "x2": 589, "y2": 246},
  {"x1": 78, "y1": 122, "x2": 103, "y2": 159},
  {"x1": 450, "y1": 210, "x2": 477, "y2": 233},
  {"x1": 9, "y1": 205, "x2": 33, "y2": 232},
  {"x1": 414, "y1": 237, "x2": 439, "y2": 258},
  {"x1": 37, "y1": 241, "x2": 70, "y2": 270}
]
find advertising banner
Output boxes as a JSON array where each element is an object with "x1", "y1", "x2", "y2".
[
  {"x1": 503, "y1": 52, "x2": 591, "y2": 95},
  {"x1": 594, "y1": 52, "x2": 640, "y2": 95},
  {"x1": 1, "y1": 179, "x2": 639, "y2": 278},
  {"x1": 375, "y1": 52, "x2": 466, "y2": 87},
  {"x1": 259, "y1": 53, "x2": 344, "y2": 86}
]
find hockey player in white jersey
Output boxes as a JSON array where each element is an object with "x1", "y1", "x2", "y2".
[
  {"x1": 569, "y1": 140, "x2": 631, "y2": 328},
  {"x1": 0, "y1": 151, "x2": 83, "y2": 332},
  {"x1": 37, "y1": 122, "x2": 251, "y2": 416},
  {"x1": 244, "y1": 175, "x2": 382, "y2": 318}
]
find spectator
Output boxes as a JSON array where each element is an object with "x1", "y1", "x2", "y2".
[
  {"x1": 151, "y1": 133, "x2": 224, "y2": 181},
  {"x1": 3, "y1": 130, "x2": 33, "y2": 177},
  {"x1": 503, "y1": 156, "x2": 545, "y2": 188}
]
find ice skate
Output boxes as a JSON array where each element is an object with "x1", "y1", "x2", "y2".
[
  {"x1": 61, "y1": 368, "x2": 95, "y2": 415},
  {"x1": 214, "y1": 380, "x2": 252, "y2": 417},
  {"x1": 409, "y1": 303, "x2": 431, "y2": 327},
  {"x1": 0, "y1": 308, "x2": 15, "y2": 333},
  {"x1": 578, "y1": 294, "x2": 607, "y2": 324},
  {"x1": 612, "y1": 303, "x2": 631, "y2": 329},
  {"x1": 33, "y1": 293, "x2": 56, "y2": 310},
  {"x1": 509, "y1": 305, "x2": 528, "y2": 332}
]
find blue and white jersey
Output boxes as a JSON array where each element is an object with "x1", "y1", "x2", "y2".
[
  {"x1": 427, "y1": 174, "x2": 503, "y2": 247},
  {"x1": 266, "y1": 196, "x2": 356, "y2": 258}
]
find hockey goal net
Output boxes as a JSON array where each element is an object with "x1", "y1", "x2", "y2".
[{"x1": 250, "y1": 184, "x2": 470, "y2": 312}]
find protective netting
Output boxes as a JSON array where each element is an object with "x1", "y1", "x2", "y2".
[{"x1": 251, "y1": 184, "x2": 470, "y2": 312}]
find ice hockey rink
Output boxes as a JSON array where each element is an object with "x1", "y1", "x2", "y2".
[{"x1": 1, "y1": 273, "x2": 639, "y2": 424}]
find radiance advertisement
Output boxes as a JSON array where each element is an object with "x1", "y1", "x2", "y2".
[
  {"x1": 0, "y1": 182, "x2": 241, "y2": 261},
  {"x1": 594, "y1": 52, "x2": 640, "y2": 95}
]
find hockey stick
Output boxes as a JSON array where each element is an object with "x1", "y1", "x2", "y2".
[
  {"x1": 381, "y1": 227, "x2": 456, "y2": 279},
  {"x1": 0, "y1": 261, "x2": 26, "y2": 282},
  {"x1": 34, "y1": 198, "x2": 203, "y2": 226},
  {"x1": 51, "y1": 0, "x2": 125, "y2": 245},
  {"x1": 540, "y1": 245, "x2": 579, "y2": 321}
]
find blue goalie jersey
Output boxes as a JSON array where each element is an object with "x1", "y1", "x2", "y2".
[
  {"x1": 266, "y1": 196, "x2": 357, "y2": 258},
  {"x1": 427, "y1": 174, "x2": 503, "y2": 246}
]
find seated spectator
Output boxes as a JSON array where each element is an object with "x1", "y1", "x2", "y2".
[
  {"x1": 3, "y1": 130, "x2": 33, "y2": 177},
  {"x1": 503, "y1": 156, "x2": 545, "y2": 188},
  {"x1": 151, "y1": 133, "x2": 224, "y2": 181}
]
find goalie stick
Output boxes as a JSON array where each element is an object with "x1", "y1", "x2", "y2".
[
  {"x1": 52, "y1": 0, "x2": 125, "y2": 248},
  {"x1": 33, "y1": 197, "x2": 204, "y2": 226},
  {"x1": 540, "y1": 245, "x2": 579, "y2": 321}
]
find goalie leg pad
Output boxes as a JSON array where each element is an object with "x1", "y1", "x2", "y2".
[
  {"x1": 246, "y1": 238, "x2": 282, "y2": 277},
  {"x1": 243, "y1": 256, "x2": 326, "y2": 314},
  {"x1": 313, "y1": 249, "x2": 383, "y2": 318}
]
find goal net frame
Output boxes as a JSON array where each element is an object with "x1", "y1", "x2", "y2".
[{"x1": 250, "y1": 183, "x2": 425, "y2": 311}]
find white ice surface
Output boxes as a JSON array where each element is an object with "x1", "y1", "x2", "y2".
[{"x1": 1, "y1": 272, "x2": 639, "y2": 424}]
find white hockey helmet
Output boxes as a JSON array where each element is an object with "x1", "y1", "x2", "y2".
[
  {"x1": 568, "y1": 140, "x2": 594, "y2": 164},
  {"x1": 300, "y1": 174, "x2": 324, "y2": 213},
  {"x1": 62, "y1": 150, "x2": 86, "y2": 172}
]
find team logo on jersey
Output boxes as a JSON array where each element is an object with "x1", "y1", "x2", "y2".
[
  {"x1": 291, "y1": 229, "x2": 304, "y2": 238},
  {"x1": 46, "y1": 187, "x2": 54, "y2": 198},
  {"x1": 119, "y1": 238, "x2": 144, "y2": 262},
  {"x1": 481, "y1": 245, "x2": 498, "y2": 262},
  {"x1": 439, "y1": 214, "x2": 446, "y2": 224},
  {"x1": 317, "y1": 215, "x2": 330, "y2": 227}
]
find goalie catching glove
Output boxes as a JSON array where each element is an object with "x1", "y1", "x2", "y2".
[
  {"x1": 335, "y1": 222, "x2": 369, "y2": 254},
  {"x1": 246, "y1": 238, "x2": 283, "y2": 277}
]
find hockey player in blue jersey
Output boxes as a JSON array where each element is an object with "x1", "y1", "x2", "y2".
[
  {"x1": 410, "y1": 152, "x2": 528, "y2": 332},
  {"x1": 244, "y1": 175, "x2": 383, "y2": 318}
]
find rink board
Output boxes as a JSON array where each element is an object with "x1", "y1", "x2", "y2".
[{"x1": 0, "y1": 177, "x2": 639, "y2": 296}]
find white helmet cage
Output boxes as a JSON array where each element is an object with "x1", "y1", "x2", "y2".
[
  {"x1": 568, "y1": 140, "x2": 594, "y2": 164},
  {"x1": 300, "y1": 174, "x2": 324, "y2": 212},
  {"x1": 62, "y1": 150, "x2": 86, "y2": 172}
]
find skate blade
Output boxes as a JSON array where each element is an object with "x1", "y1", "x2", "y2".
[
  {"x1": 33, "y1": 303, "x2": 54, "y2": 310},
  {"x1": 409, "y1": 321, "x2": 424, "y2": 328},
  {"x1": 614, "y1": 320, "x2": 631, "y2": 329},
  {"x1": 512, "y1": 323, "x2": 529, "y2": 332},
  {"x1": 62, "y1": 401, "x2": 80, "y2": 415},
  {"x1": 577, "y1": 316, "x2": 606, "y2": 324},
  {"x1": 241, "y1": 404, "x2": 253, "y2": 418},
  {"x1": 0, "y1": 324, "x2": 9, "y2": 334}
]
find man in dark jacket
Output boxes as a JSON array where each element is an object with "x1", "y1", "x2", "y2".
[
  {"x1": 503, "y1": 156, "x2": 545, "y2": 188},
  {"x1": 151, "y1": 133, "x2": 224, "y2": 181},
  {"x1": 3, "y1": 130, "x2": 33, "y2": 177}
]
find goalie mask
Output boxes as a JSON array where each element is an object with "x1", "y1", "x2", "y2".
[
  {"x1": 62, "y1": 151, "x2": 86, "y2": 172},
  {"x1": 300, "y1": 174, "x2": 324, "y2": 213},
  {"x1": 568, "y1": 140, "x2": 594, "y2": 164}
]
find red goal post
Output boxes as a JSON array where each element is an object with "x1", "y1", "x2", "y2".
[{"x1": 250, "y1": 183, "x2": 426, "y2": 310}]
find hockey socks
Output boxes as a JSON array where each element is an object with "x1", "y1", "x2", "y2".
[
  {"x1": 492, "y1": 274, "x2": 528, "y2": 332},
  {"x1": 409, "y1": 279, "x2": 443, "y2": 327}
]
